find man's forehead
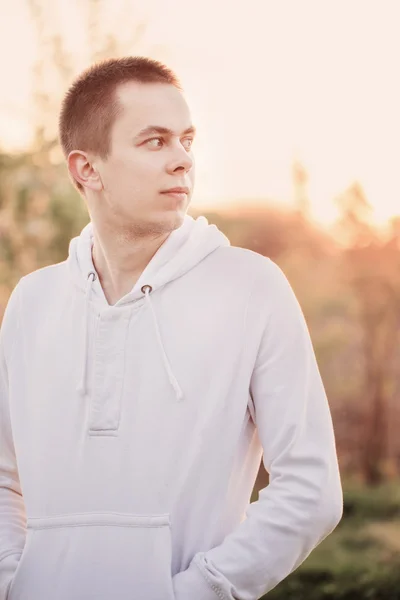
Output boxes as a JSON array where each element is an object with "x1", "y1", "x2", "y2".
[
  {"x1": 115, "y1": 82, "x2": 192, "y2": 132},
  {"x1": 116, "y1": 80, "x2": 188, "y2": 110}
]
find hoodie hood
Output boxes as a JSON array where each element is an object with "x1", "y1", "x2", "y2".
[
  {"x1": 67, "y1": 214, "x2": 230, "y2": 401},
  {"x1": 68, "y1": 214, "x2": 230, "y2": 305}
]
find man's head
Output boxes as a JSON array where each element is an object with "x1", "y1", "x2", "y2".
[{"x1": 59, "y1": 56, "x2": 195, "y2": 236}]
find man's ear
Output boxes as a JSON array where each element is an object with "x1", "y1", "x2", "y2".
[{"x1": 67, "y1": 150, "x2": 103, "y2": 192}]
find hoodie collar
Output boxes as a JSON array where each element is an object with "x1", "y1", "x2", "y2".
[{"x1": 68, "y1": 214, "x2": 230, "y2": 402}]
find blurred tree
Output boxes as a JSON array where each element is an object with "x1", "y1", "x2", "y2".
[
  {"x1": 292, "y1": 158, "x2": 310, "y2": 219},
  {"x1": 335, "y1": 182, "x2": 400, "y2": 485},
  {"x1": 201, "y1": 198, "x2": 400, "y2": 486}
]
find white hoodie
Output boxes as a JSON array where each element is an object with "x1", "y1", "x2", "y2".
[{"x1": 0, "y1": 214, "x2": 342, "y2": 600}]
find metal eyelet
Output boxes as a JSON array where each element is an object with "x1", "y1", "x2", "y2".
[
  {"x1": 141, "y1": 285, "x2": 153, "y2": 294},
  {"x1": 88, "y1": 271, "x2": 97, "y2": 282}
]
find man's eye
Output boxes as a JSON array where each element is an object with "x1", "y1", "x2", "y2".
[
  {"x1": 182, "y1": 138, "x2": 194, "y2": 150},
  {"x1": 146, "y1": 137, "x2": 163, "y2": 148}
]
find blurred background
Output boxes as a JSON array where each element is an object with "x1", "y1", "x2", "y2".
[{"x1": 1, "y1": 1, "x2": 400, "y2": 598}]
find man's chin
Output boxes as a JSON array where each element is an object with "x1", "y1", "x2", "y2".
[
  {"x1": 157, "y1": 206, "x2": 187, "y2": 229},
  {"x1": 137, "y1": 209, "x2": 185, "y2": 237},
  {"x1": 117, "y1": 204, "x2": 189, "y2": 237}
]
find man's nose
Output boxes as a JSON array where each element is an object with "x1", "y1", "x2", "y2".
[{"x1": 167, "y1": 146, "x2": 194, "y2": 174}]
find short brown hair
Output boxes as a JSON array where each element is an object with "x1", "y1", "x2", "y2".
[{"x1": 59, "y1": 56, "x2": 182, "y2": 191}]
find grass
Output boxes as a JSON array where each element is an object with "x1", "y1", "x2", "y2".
[{"x1": 258, "y1": 480, "x2": 400, "y2": 599}]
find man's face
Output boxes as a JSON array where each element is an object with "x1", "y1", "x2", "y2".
[{"x1": 92, "y1": 81, "x2": 196, "y2": 235}]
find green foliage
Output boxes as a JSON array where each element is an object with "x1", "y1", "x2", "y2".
[
  {"x1": 261, "y1": 483, "x2": 400, "y2": 599},
  {"x1": 46, "y1": 189, "x2": 89, "y2": 264},
  {"x1": 264, "y1": 563, "x2": 400, "y2": 600},
  {"x1": 343, "y1": 482, "x2": 400, "y2": 521}
]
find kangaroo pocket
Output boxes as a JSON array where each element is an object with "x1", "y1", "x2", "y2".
[{"x1": 6, "y1": 512, "x2": 175, "y2": 600}]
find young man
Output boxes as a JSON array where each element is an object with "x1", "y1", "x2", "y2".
[{"x1": 0, "y1": 57, "x2": 342, "y2": 600}]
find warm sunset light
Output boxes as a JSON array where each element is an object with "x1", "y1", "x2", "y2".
[{"x1": 0, "y1": 0, "x2": 399, "y2": 227}]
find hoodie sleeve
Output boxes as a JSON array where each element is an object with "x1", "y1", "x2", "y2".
[
  {"x1": 0, "y1": 281, "x2": 27, "y2": 600},
  {"x1": 172, "y1": 259, "x2": 343, "y2": 600}
]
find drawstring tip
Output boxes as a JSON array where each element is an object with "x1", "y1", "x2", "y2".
[
  {"x1": 76, "y1": 382, "x2": 86, "y2": 397},
  {"x1": 173, "y1": 383, "x2": 184, "y2": 402}
]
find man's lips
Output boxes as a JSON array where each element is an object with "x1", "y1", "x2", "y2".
[
  {"x1": 160, "y1": 187, "x2": 190, "y2": 195},
  {"x1": 160, "y1": 188, "x2": 189, "y2": 202}
]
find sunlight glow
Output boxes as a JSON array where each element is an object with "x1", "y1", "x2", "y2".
[{"x1": 0, "y1": 0, "x2": 399, "y2": 225}]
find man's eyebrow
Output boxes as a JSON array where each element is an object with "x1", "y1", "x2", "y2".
[{"x1": 134, "y1": 125, "x2": 196, "y2": 139}]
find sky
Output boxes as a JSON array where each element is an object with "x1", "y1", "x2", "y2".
[{"x1": 0, "y1": 0, "x2": 399, "y2": 225}]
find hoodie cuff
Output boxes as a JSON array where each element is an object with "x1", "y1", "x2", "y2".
[
  {"x1": 172, "y1": 553, "x2": 226, "y2": 600},
  {"x1": 0, "y1": 552, "x2": 21, "y2": 600}
]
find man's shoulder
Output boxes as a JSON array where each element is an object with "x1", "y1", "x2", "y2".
[
  {"x1": 212, "y1": 245, "x2": 280, "y2": 282},
  {"x1": 19, "y1": 260, "x2": 69, "y2": 295},
  {"x1": 212, "y1": 246, "x2": 294, "y2": 309}
]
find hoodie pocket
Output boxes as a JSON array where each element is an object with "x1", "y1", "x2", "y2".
[{"x1": 7, "y1": 513, "x2": 175, "y2": 600}]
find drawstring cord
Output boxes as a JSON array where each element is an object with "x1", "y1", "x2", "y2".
[
  {"x1": 76, "y1": 271, "x2": 96, "y2": 397},
  {"x1": 141, "y1": 285, "x2": 184, "y2": 402},
  {"x1": 77, "y1": 274, "x2": 184, "y2": 402}
]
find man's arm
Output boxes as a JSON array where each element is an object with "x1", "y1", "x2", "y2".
[
  {"x1": 172, "y1": 259, "x2": 343, "y2": 600},
  {"x1": 0, "y1": 281, "x2": 27, "y2": 600}
]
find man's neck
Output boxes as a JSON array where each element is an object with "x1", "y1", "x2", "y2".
[{"x1": 90, "y1": 225, "x2": 170, "y2": 306}]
